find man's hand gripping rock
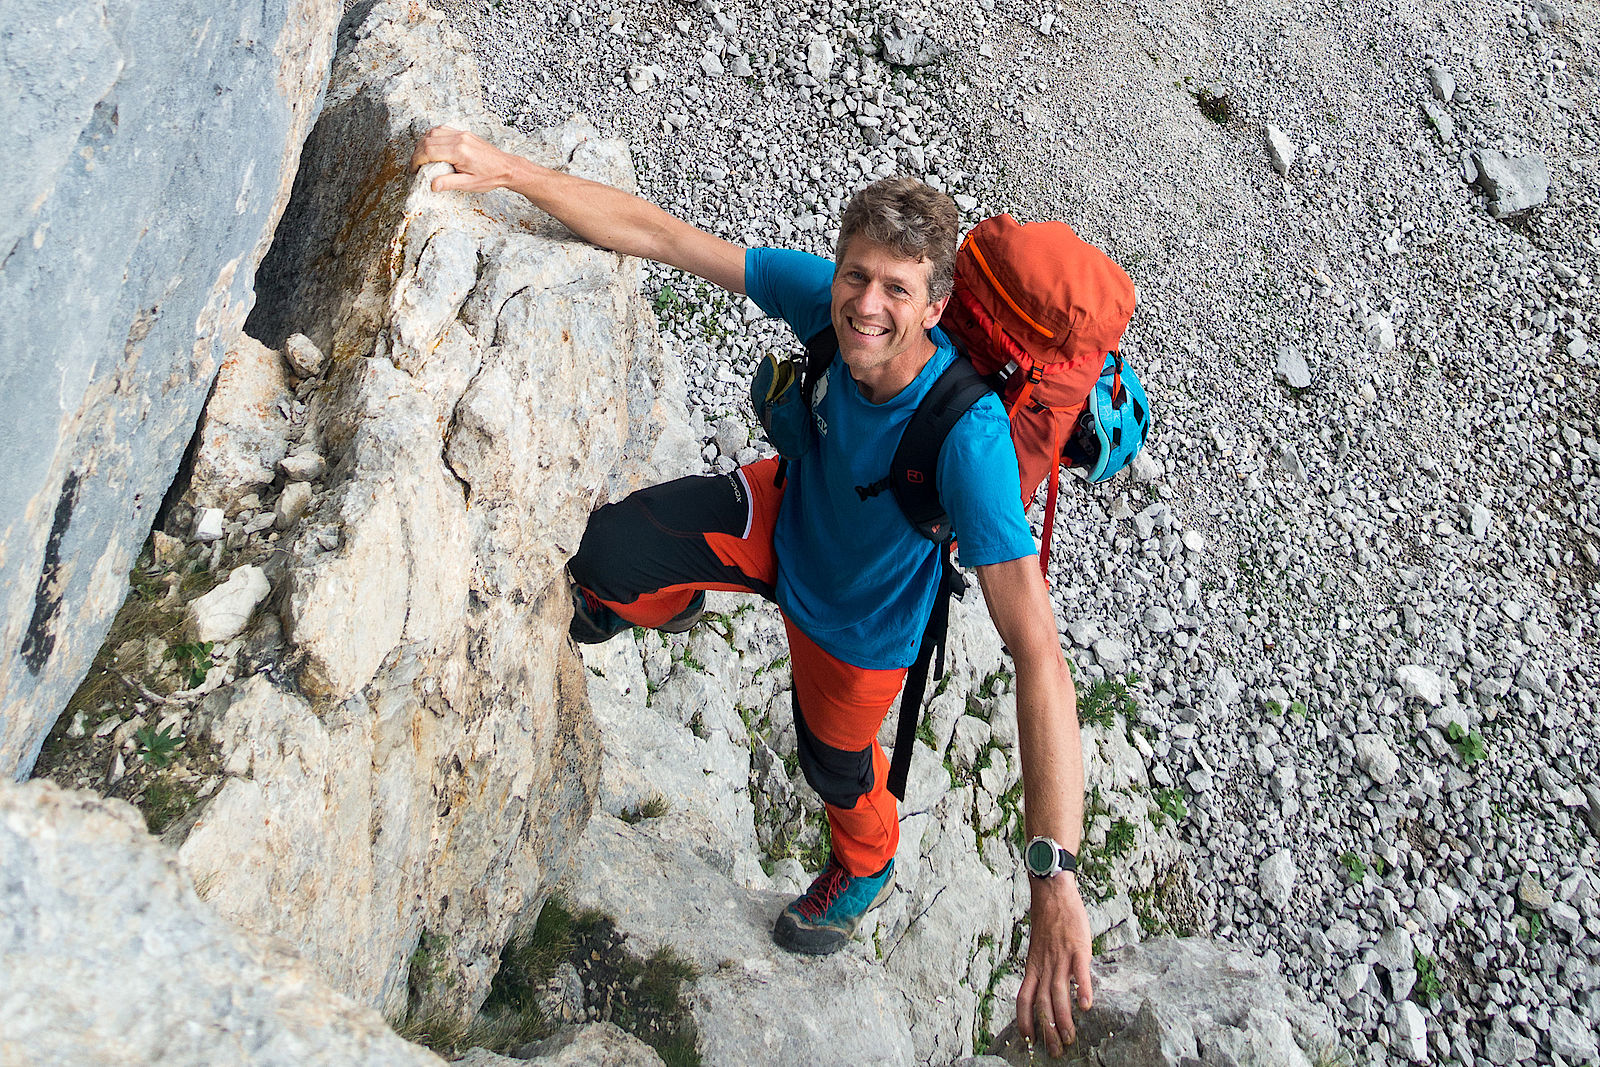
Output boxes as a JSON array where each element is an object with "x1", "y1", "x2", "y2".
[{"x1": 1017, "y1": 870, "x2": 1094, "y2": 1058}]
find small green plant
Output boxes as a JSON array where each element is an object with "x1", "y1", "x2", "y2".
[
  {"x1": 1154, "y1": 787, "x2": 1187, "y2": 825},
  {"x1": 1518, "y1": 912, "x2": 1546, "y2": 944},
  {"x1": 1445, "y1": 722, "x2": 1488, "y2": 766},
  {"x1": 618, "y1": 796, "x2": 669, "y2": 824},
  {"x1": 134, "y1": 724, "x2": 183, "y2": 768},
  {"x1": 1103, "y1": 818, "x2": 1137, "y2": 858},
  {"x1": 798, "y1": 808, "x2": 832, "y2": 872},
  {"x1": 1339, "y1": 850, "x2": 1367, "y2": 881},
  {"x1": 753, "y1": 651, "x2": 790, "y2": 679},
  {"x1": 677, "y1": 645, "x2": 706, "y2": 673},
  {"x1": 1080, "y1": 677, "x2": 1136, "y2": 729},
  {"x1": 165, "y1": 640, "x2": 214, "y2": 688},
  {"x1": 1412, "y1": 950, "x2": 1442, "y2": 1004},
  {"x1": 1288, "y1": 700, "x2": 1309, "y2": 717},
  {"x1": 653, "y1": 285, "x2": 681, "y2": 316},
  {"x1": 1370, "y1": 854, "x2": 1388, "y2": 878},
  {"x1": 141, "y1": 777, "x2": 194, "y2": 833},
  {"x1": 1193, "y1": 83, "x2": 1233, "y2": 124},
  {"x1": 915, "y1": 715, "x2": 937, "y2": 748},
  {"x1": 1263, "y1": 699, "x2": 1284, "y2": 716},
  {"x1": 977, "y1": 668, "x2": 1012, "y2": 699}
]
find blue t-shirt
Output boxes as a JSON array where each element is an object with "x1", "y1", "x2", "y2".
[{"x1": 745, "y1": 248, "x2": 1036, "y2": 669}]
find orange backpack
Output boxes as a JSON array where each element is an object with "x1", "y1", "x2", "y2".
[{"x1": 941, "y1": 215, "x2": 1138, "y2": 571}]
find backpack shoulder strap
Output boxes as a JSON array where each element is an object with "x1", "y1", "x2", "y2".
[
  {"x1": 890, "y1": 356, "x2": 991, "y2": 543},
  {"x1": 886, "y1": 545, "x2": 965, "y2": 800},
  {"x1": 801, "y1": 324, "x2": 837, "y2": 408}
]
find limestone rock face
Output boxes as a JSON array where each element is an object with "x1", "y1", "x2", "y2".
[
  {"x1": 986, "y1": 938, "x2": 1338, "y2": 1066},
  {"x1": 567, "y1": 590, "x2": 1190, "y2": 1066},
  {"x1": 0, "y1": 778, "x2": 442, "y2": 1066},
  {"x1": 0, "y1": 0, "x2": 341, "y2": 781},
  {"x1": 167, "y1": 0, "x2": 682, "y2": 1024}
]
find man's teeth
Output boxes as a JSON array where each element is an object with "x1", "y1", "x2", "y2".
[{"x1": 852, "y1": 319, "x2": 888, "y2": 336}]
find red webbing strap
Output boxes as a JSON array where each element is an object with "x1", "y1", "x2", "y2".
[{"x1": 1005, "y1": 360, "x2": 1044, "y2": 416}]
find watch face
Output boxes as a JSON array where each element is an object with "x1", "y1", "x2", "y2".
[{"x1": 1026, "y1": 838, "x2": 1056, "y2": 874}]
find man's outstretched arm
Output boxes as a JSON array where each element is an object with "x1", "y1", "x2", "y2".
[
  {"x1": 973, "y1": 554, "x2": 1092, "y2": 1059},
  {"x1": 411, "y1": 126, "x2": 747, "y2": 295}
]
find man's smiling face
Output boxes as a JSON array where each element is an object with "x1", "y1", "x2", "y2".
[{"x1": 829, "y1": 237, "x2": 950, "y2": 403}]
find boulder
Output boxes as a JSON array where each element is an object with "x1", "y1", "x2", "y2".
[
  {"x1": 184, "y1": 335, "x2": 295, "y2": 512},
  {"x1": 0, "y1": 778, "x2": 441, "y2": 1066},
  {"x1": 0, "y1": 0, "x2": 341, "y2": 781},
  {"x1": 187, "y1": 566, "x2": 272, "y2": 643},
  {"x1": 1471, "y1": 149, "x2": 1550, "y2": 218}
]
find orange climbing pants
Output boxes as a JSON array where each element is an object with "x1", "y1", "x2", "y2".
[{"x1": 569, "y1": 456, "x2": 906, "y2": 877}]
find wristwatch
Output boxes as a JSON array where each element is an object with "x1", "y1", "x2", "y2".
[{"x1": 1024, "y1": 836, "x2": 1078, "y2": 878}]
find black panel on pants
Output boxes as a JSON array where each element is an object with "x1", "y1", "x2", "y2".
[
  {"x1": 569, "y1": 470, "x2": 773, "y2": 606},
  {"x1": 790, "y1": 688, "x2": 874, "y2": 809}
]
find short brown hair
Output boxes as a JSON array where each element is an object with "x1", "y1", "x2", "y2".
[{"x1": 835, "y1": 177, "x2": 960, "y2": 302}]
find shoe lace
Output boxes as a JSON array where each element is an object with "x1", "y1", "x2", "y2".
[
  {"x1": 795, "y1": 861, "x2": 848, "y2": 920},
  {"x1": 577, "y1": 586, "x2": 606, "y2": 615}
]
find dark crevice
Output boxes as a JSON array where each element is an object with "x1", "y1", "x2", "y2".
[{"x1": 21, "y1": 471, "x2": 83, "y2": 674}]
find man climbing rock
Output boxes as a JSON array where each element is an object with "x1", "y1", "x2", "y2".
[{"x1": 412, "y1": 126, "x2": 1093, "y2": 1055}]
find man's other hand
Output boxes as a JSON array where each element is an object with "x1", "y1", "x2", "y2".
[
  {"x1": 1016, "y1": 872, "x2": 1094, "y2": 1057},
  {"x1": 410, "y1": 126, "x2": 518, "y2": 193}
]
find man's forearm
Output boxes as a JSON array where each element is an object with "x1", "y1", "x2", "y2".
[
  {"x1": 1015, "y1": 646, "x2": 1084, "y2": 853},
  {"x1": 974, "y1": 556, "x2": 1085, "y2": 853},
  {"x1": 500, "y1": 158, "x2": 685, "y2": 264}
]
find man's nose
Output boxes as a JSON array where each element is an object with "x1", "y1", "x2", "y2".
[{"x1": 857, "y1": 283, "x2": 889, "y2": 317}]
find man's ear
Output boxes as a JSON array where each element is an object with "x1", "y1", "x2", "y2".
[{"x1": 923, "y1": 293, "x2": 951, "y2": 329}]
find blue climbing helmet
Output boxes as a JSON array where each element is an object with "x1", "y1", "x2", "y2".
[{"x1": 1072, "y1": 351, "x2": 1152, "y2": 483}]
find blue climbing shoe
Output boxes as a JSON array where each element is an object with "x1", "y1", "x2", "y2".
[{"x1": 772, "y1": 855, "x2": 895, "y2": 955}]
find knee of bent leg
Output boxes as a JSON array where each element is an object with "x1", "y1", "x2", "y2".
[{"x1": 792, "y1": 694, "x2": 874, "y2": 808}]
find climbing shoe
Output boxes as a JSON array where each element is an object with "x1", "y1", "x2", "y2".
[
  {"x1": 772, "y1": 855, "x2": 894, "y2": 956},
  {"x1": 569, "y1": 584, "x2": 628, "y2": 644},
  {"x1": 568, "y1": 585, "x2": 705, "y2": 644},
  {"x1": 656, "y1": 590, "x2": 707, "y2": 634}
]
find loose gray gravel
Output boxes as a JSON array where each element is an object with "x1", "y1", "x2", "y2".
[{"x1": 431, "y1": 0, "x2": 1600, "y2": 1062}]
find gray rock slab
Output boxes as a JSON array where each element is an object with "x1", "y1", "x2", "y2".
[
  {"x1": 1275, "y1": 346, "x2": 1312, "y2": 388},
  {"x1": 501, "y1": 1022, "x2": 665, "y2": 1065},
  {"x1": 1354, "y1": 733, "x2": 1400, "y2": 785},
  {"x1": 1265, "y1": 124, "x2": 1297, "y2": 175},
  {"x1": 1471, "y1": 149, "x2": 1551, "y2": 217},
  {"x1": 1393, "y1": 1000, "x2": 1427, "y2": 1061},
  {"x1": 0, "y1": 779, "x2": 442, "y2": 1066},
  {"x1": 1258, "y1": 849, "x2": 1297, "y2": 909},
  {"x1": 985, "y1": 938, "x2": 1336, "y2": 1066},
  {"x1": 1394, "y1": 664, "x2": 1445, "y2": 706},
  {"x1": 880, "y1": 17, "x2": 947, "y2": 67},
  {"x1": 560, "y1": 814, "x2": 918, "y2": 1067},
  {"x1": 0, "y1": 0, "x2": 341, "y2": 781}
]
